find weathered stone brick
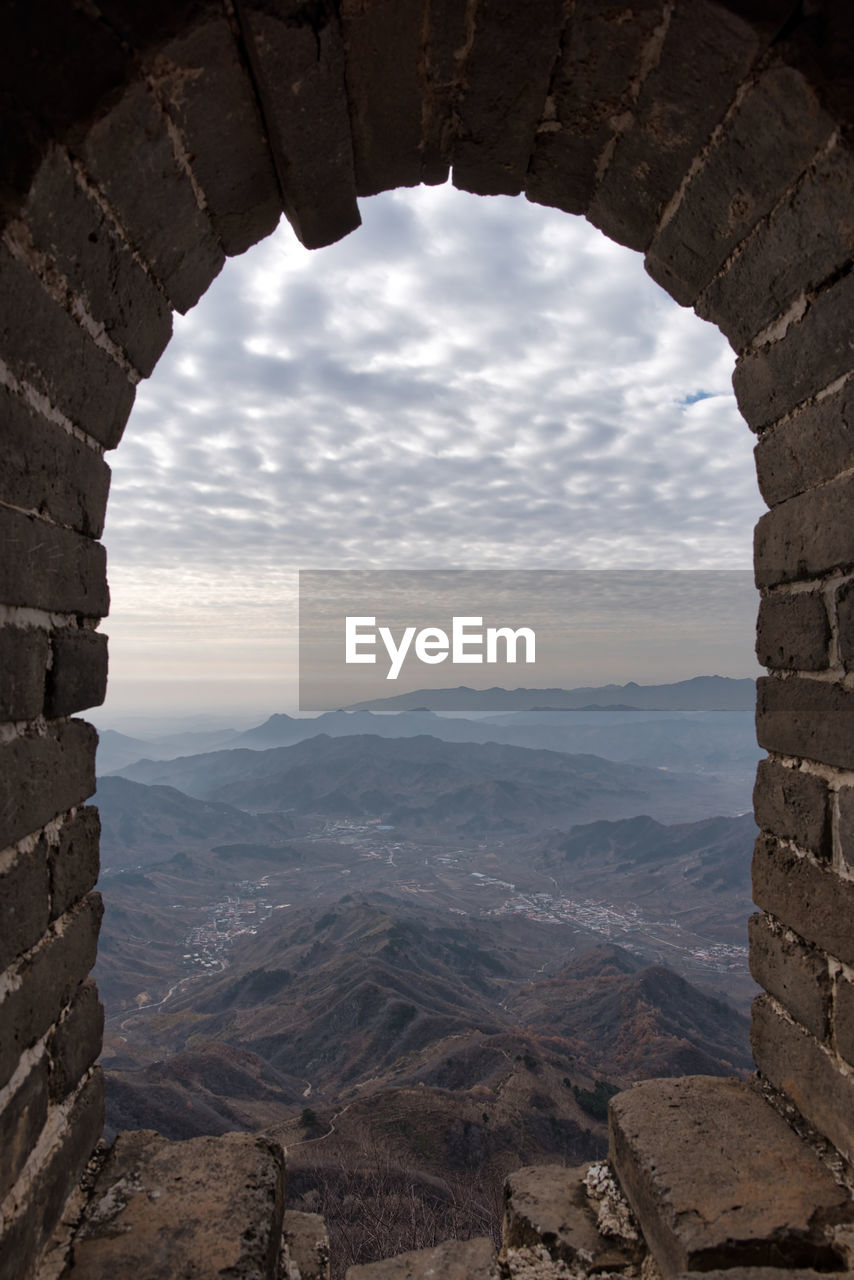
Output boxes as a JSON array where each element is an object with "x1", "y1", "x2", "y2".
[
  {"x1": 698, "y1": 141, "x2": 854, "y2": 352},
  {"x1": 752, "y1": 992, "x2": 854, "y2": 1166},
  {"x1": 0, "y1": 507, "x2": 108, "y2": 615},
  {"x1": 48, "y1": 978, "x2": 104, "y2": 1101},
  {"x1": 48, "y1": 806, "x2": 101, "y2": 922},
  {"x1": 147, "y1": 11, "x2": 281, "y2": 256},
  {"x1": 647, "y1": 66, "x2": 833, "y2": 307},
  {"x1": 0, "y1": 893, "x2": 102, "y2": 1089},
  {"x1": 281, "y1": 1211, "x2": 330, "y2": 1280},
  {"x1": 833, "y1": 974, "x2": 854, "y2": 1068},
  {"x1": 610, "y1": 1073, "x2": 853, "y2": 1277},
  {"x1": 0, "y1": 721, "x2": 97, "y2": 851},
  {"x1": 0, "y1": 242, "x2": 135, "y2": 449},
  {"x1": 452, "y1": 0, "x2": 564, "y2": 198},
  {"x1": 754, "y1": 474, "x2": 854, "y2": 587},
  {"x1": 22, "y1": 146, "x2": 172, "y2": 378},
  {"x1": 0, "y1": 625, "x2": 48, "y2": 722},
  {"x1": 341, "y1": 0, "x2": 425, "y2": 197},
  {"x1": 756, "y1": 591, "x2": 829, "y2": 670},
  {"x1": 0, "y1": 383, "x2": 111, "y2": 536},
  {"x1": 752, "y1": 758, "x2": 830, "y2": 858},
  {"x1": 836, "y1": 787, "x2": 854, "y2": 877},
  {"x1": 0, "y1": 1052, "x2": 49, "y2": 1203},
  {"x1": 419, "y1": 0, "x2": 471, "y2": 185},
  {"x1": 835, "y1": 580, "x2": 854, "y2": 673},
  {"x1": 748, "y1": 912, "x2": 829, "y2": 1041},
  {"x1": 753, "y1": 383, "x2": 854, "y2": 508},
  {"x1": 236, "y1": 0, "x2": 360, "y2": 250},
  {"x1": 773, "y1": 3, "x2": 854, "y2": 139},
  {"x1": 502, "y1": 1164, "x2": 637, "y2": 1269},
  {"x1": 346, "y1": 1238, "x2": 498, "y2": 1278},
  {"x1": 0, "y1": 88, "x2": 52, "y2": 231},
  {"x1": 69, "y1": 1128, "x2": 286, "y2": 1279},
  {"x1": 0, "y1": 2, "x2": 128, "y2": 147},
  {"x1": 94, "y1": 0, "x2": 228, "y2": 49},
  {"x1": 526, "y1": 0, "x2": 663, "y2": 217},
  {"x1": 734, "y1": 272, "x2": 854, "y2": 432},
  {"x1": 587, "y1": 1, "x2": 771, "y2": 251},
  {"x1": 0, "y1": 839, "x2": 50, "y2": 974},
  {"x1": 0, "y1": 1068, "x2": 103, "y2": 1280},
  {"x1": 752, "y1": 832, "x2": 854, "y2": 966},
  {"x1": 80, "y1": 79, "x2": 224, "y2": 314},
  {"x1": 45, "y1": 628, "x2": 108, "y2": 719},
  {"x1": 756, "y1": 676, "x2": 854, "y2": 772}
]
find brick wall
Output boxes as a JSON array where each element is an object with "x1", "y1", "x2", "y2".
[{"x1": 0, "y1": 2, "x2": 851, "y2": 1273}]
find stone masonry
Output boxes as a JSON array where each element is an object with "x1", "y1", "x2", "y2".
[{"x1": 0, "y1": 1, "x2": 853, "y2": 1276}]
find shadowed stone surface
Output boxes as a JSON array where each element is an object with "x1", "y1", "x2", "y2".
[
  {"x1": 752, "y1": 759, "x2": 830, "y2": 859},
  {"x1": 756, "y1": 676, "x2": 854, "y2": 771},
  {"x1": 610, "y1": 1077, "x2": 853, "y2": 1277},
  {"x1": 502, "y1": 1164, "x2": 640, "y2": 1271},
  {"x1": 340, "y1": 0, "x2": 425, "y2": 197},
  {"x1": 281, "y1": 1209, "x2": 330, "y2": 1280},
  {"x1": 677, "y1": 1272, "x2": 850, "y2": 1280},
  {"x1": 80, "y1": 79, "x2": 225, "y2": 314},
  {"x1": 452, "y1": 0, "x2": 564, "y2": 197},
  {"x1": 752, "y1": 994, "x2": 854, "y2": 1166},
  {"x1": 756, "y1": 591, "x2": 829, "y2": 671},
  {"x1": 525, "y1": 0, "x2": 663, "y2": 217},
  {"x1": 0, "y1": 242, "x2": 135, "y2": 448},
  {"x1": 0, "y1": 892, "x2": 102, "y2": 1090},
  {"x1": 752, "y1": 833, "x2": 854, "y2": 966},
  {"x1": 345, "y1": 1237, "x2": 499, "y2": 1278},
  {"x1": 0, "y1": 719, "x2": 97, "y2": 851},
  {"x1": 748, "y1": 912, "x2": 829, "y2": 1041},
  {"x1": 753, "y1": 382, "x2": 854, "y2": 508},
  {"x1": 0, "y1": 381, "x2": 112, "y2": 537},
  {"x1": 237, "y1": 0, "x2": 360, "y2": 249},
  {"x1": 0, "y1": 1069, "x2": 104, "y2": 1280},
  {"x1": 68, "y1": 1129, "x2": 286, "y2": 1278}
]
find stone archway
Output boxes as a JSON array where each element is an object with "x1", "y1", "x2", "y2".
[{"x1": 1, "y1": 3, "x2": 853, "y2": 1275}]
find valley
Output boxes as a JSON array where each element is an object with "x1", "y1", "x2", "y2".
[
  {"x1": 97, "y1": 790, "x2": 756, "y2": 1022},
  {"x1": 92, "y1": 689, "x2": 760, "y2": 1274}
]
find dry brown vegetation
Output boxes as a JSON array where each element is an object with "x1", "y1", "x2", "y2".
[{"x1": 289, "y1": 1133, "x2": 504, "y2": 1277}]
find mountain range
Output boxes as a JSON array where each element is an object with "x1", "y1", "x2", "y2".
[
  {"x1": 111, "y1": 731, "x2": 747, "y2": 834},
  {"x1": 93, "y1": 701, "x2": 758, "y2": 1272},
  {"x1": 345, "y1": 675, "x2": 755, "y2": 712},
  {"x1": 103, "y1": 897, "x2": 752, "y2": 1148},
  {"x1": 95, "y1": 677, "x2": 758, "y2": 778},
  {"x1": 95, "y1": 776, "x2": 295, "y2": 869}
]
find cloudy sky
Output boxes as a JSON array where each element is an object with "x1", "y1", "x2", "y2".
[{"x1": 100, "y1": 182, "x2": 763, "y2": 721}]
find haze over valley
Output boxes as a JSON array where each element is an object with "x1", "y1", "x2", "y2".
[{"x1": 93, "y1": 678, "x2": 758, "y2": 1266}]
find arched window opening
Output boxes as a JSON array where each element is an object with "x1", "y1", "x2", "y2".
[{"x1": 93, "y1": 186, "x2": 764, "y2": 1271}]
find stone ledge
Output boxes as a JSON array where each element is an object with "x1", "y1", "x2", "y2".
[
  {"x1": 502, "y1": 1163, "x2": 642, "y2": 1273},
  {"x1": 281, "y1": 1209, "x2": 330, "y2": 1280},
  {"x1": 609, "y1": 1076, "x2": 854, "y2": 1278},
  {"x1": 677, "y1": 1271, "x2": 850, "y2": 1279},
  {"x1": 64, "y1": 1128, "x2": 286, "y2": 1279},
  {"x1": 345, "y1": 1236, "x2": 499, "y2": 1278}
]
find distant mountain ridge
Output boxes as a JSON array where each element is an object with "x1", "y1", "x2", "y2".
[
  {"x1": 95, "y1": 776, "x2": 294, "y2": 869},
  {"x1": 345, "y1": 675, "x2": 755, "y2": 712},
  {"x1": 113, "y1": 731, "x2": 745, "y2": 831},
  {"x1": 509, "y1": 942, "x2": 750, "y2": 1079},
  {"x1": 209, "y1": 706, "x2": 759, "y2": 793}
]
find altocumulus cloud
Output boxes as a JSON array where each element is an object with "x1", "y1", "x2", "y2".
[{"x1": 101, "y1": 183, "x2": 763, "y2": 708}]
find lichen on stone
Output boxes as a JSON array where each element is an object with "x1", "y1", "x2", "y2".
[{"x1": 583, "y1": 1162, "x2": 640, "y2": 1244}]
